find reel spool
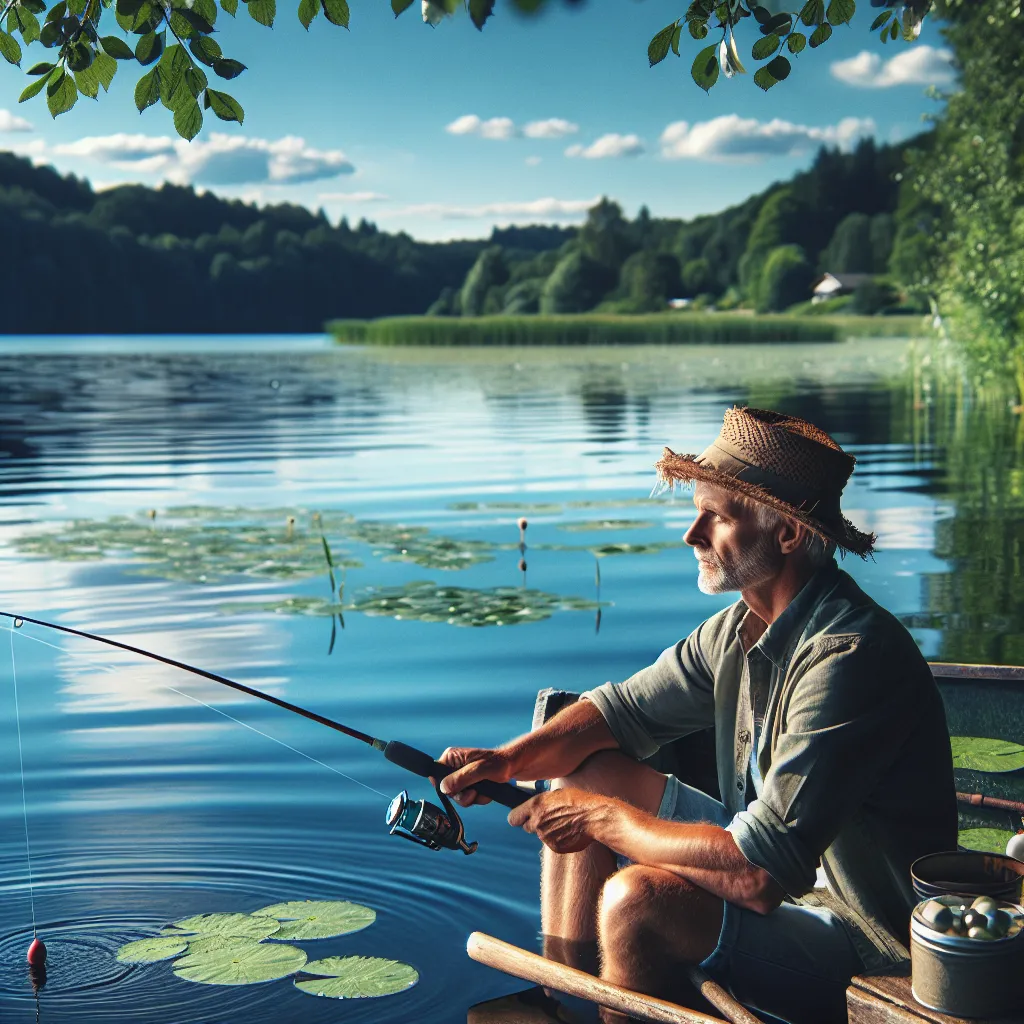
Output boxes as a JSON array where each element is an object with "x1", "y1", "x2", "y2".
[{"x1": 386, "y1": 781, "x2": 478, "y2": 855}]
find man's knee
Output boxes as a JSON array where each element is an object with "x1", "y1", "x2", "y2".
[
  {"x1": 599, "y1": 865, "x2": 679, "y2": 938},
  {"x1": 549, "y1": 751, "x2": 666, "y2": 815}
]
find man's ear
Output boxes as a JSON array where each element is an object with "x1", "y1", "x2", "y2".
[{"x1": 777, "y1": 518, "x2": 806, "y2": 556}]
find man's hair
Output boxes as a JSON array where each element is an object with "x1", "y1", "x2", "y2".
[{"x1": 746, "y1": 498, "x2": 837, "y2": 568}]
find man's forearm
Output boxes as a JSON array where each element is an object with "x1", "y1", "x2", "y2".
[
  {"x1": 590, "y1": 798, "x2": 784, "y2": 915},
  {"x1": 502, "y1": 699, "x2": 619, "y2": 781}
]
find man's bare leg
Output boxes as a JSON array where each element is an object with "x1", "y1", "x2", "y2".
[{"x1": 540, "y1": 750, "x2": 669, "y2": 972}]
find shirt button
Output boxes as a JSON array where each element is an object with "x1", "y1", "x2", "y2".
[{"x1": 736, "y1": 780, "x2": 744, "y2": 791}]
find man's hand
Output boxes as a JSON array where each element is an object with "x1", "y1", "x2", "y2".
[
  {"x1": 507, "y1": 789, "x2": 615, "y2": 854},
  {"x1": 437, "y1": 746, "x2": 515, "y2": 807}
]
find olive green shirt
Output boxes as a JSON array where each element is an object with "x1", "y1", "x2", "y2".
[{"x1": 584, "y1": 561, "x2": 957, "y2": 968}]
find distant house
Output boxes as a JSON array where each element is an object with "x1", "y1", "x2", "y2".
[
  {"x1": 668, "y1": 298, "x2": 693, "y2": 310},
  {"x1": 811, "y1": 272, "x2": 873, "y2": 303}
]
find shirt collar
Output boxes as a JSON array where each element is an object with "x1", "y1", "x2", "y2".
[{"x1": 741, "y1": 560, "x2": 841, "y2": 669}]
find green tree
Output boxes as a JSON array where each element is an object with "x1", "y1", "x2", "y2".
[
  {"x1": 819, "y1": 212, "x2": 873, "y2": 273},
  {"x1": 618, "y1": 250, "x2": 681, "y2": 311},
  {"x1": 459, "y1": 245, "x2": 509, "y2": 317},
  {"x1": 681, "y1": 257, "x2": 713, "y2": 297},
  {"x1": 578, "y1": 198, "x2": 637, "y2": 271},
  {"x1": 539, "y1": 251, "x2": 614, "y2": 314},
  {"x1": 757, "y1": 244, "x2": 813, "y2": 312}
]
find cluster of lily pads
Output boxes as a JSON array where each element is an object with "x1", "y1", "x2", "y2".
[
  {"x1": 952, "y1": 737, "x2": 1024, "y2": 853},
  {"x1": 115, "y1": 900, "x2": 417, "y2": 1000}
]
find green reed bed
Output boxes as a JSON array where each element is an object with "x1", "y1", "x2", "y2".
[{"x1": 328, "y1": 314, "x2": 929, "y2": 347}]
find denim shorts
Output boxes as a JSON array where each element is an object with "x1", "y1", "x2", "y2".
[{"x1": 638, "y1": 776, "x2": 866, "y2": 1024}]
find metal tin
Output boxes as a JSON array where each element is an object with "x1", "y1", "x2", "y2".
[
  {"x1": 911, "y1": 851, "x2": 1024, "y2": 902},
  {"x1": 910, "y1": 895, "x2": 1024, "y2": 1017}
]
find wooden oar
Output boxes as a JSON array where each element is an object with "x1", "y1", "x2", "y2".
[
  {"x1": 467, "y1": 932, "x2": 763, "y2": 1024},
  {"x1": 957, "y1": 791, "x2": 1024, "y2": 816}
]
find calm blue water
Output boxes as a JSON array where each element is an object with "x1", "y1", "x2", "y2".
[{"x1": 0, "y1": 336, "x2": 1003, "y2": 1022}]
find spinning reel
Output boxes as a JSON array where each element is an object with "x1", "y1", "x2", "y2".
[{"x1": 385, "y1": 779, "x2": 478, "y2": 855}]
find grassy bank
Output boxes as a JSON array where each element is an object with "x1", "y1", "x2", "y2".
[{"x1": 328, "y1": 314, "x2": 930, "y2": 346}]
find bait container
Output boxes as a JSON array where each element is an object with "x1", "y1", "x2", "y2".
[{"x1": 910, "y1": 894, "x2": 1024, "y2": 1017}]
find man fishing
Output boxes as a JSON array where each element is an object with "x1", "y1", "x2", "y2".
[{"x1": 443, "y1": 406, "x2": 957, "y2": 1024}]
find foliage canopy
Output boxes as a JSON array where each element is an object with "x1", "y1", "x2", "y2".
[{"x1": 1, "y1": 0, "x2": 934, "y2": 140}]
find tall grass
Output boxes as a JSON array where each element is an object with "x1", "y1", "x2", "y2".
[{"x1": 328, "y1": 314, "x2": 930, "y2": 346}]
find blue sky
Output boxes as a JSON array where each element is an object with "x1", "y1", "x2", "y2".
[{"x1": 0, "y1": 0, "x2": 955, "y2": 239}]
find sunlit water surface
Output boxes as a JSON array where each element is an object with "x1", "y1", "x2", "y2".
[{"x1": 0, "y1": 335, "x2": 1016, "y2": 1023}]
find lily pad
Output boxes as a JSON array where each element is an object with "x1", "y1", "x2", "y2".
[
  {"x1": 959, "y1": 827, "x2": 1016, "y2": 854},
  {"x1": 116, "y1": 936, "x2": 189, "y2": 963},
  {"x1": 252, "y1": 899, "x2": 376, "y2": 940},
  {"x1": 558, "y1": 519, "x2": 655, "y2": 532},
  {"x1": 173, "y1": 939, "x2": 307, "y2": 986},
  {"x1": 295, "y1": 956, "x2": 419, "y2": 999},
  {"x1": 167, "y1": 913, "x2": 281, "y2": 940},
  {"x1": 951, "y1": 737, "x2": 1024, "y2": 773}
]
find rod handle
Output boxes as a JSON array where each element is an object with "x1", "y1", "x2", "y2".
[
  {"x1": 466, "y1": 932, "x2": 725, "y2": 1024},
  {"x1": 383, "y1": 740, "x2": 531, "y2": 809}
]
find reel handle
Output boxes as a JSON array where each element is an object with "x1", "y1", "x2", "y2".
[{"x1": 383, "y1": 741, "x2": 531, "y2": 809}]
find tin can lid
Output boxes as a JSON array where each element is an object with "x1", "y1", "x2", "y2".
[{"x1": 912, "y1": 894, "x2": 1024, "y2": 949}]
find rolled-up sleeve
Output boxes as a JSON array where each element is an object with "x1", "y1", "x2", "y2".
[
  {"x1": 582, "y1": 623, "x2": 716, "y2": 760},
  {"x1": 727, "y1": 634, "x2": 917, "y2": 897}
]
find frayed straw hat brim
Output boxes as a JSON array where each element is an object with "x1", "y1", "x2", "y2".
[{"x1": 656, "y1": 447, "x2": 876, "y2": 559}]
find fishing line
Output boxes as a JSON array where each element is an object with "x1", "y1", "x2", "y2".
[
  {"x1": 10, "y1": 627, "x2": 38, "y2": 935},
  {"x1": 3, "y1": 624, "x2": 389, "y2": 800}
]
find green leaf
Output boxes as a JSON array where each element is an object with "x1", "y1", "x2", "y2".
[
  {"x1": 753, "y1": 64, "x2": 777, "y2": 91},
  {"x1": 221, "y1": 0, "x2": 237, "y2": 14},
  {"x1": 67, "y1": 0, "x2": 86, "y2": 14},
  {"x1": 169, "y1": 913, "x2": 282, "y2": 939},
  {"x1": 247, "y1": 0, "x2": 275, "y2": 25},
  {"x1": 212, "y1": 56, "x2": 245, "y2": 79},
  {"x1": 297, "y1": 0, "x2": 318, "y2": 27},
  {"x1": 175, "y1": 7, "x2": 215, "y2": 34},
  {"x1": 825, "y1": 0, "x2": 854, "y2": 25},
  {"x1": 100, "y1": 34, "x2": 135, "y2": 58},
  {"x1": 750, "y1": 4, "x2": 770, "y2": 23},
  {"x1": 869, "y1": 9, "x2": 891, "y2": 30},
  {"x1": 134, "y1": 64, "x2": 159, "y2": 109},
  {"x1": 45, "y1": 1, "x2": 67, "y2": 24},
  {"x1": 19, "y1": 74, "x2": 48, "y2": 100},
  {"x1": 799, "y1": 0, "x2": 823, "y2": 26},
  {"x1": 194, "y1": 0, "x2": 218, "y2": 26},
  {"x1": 75, "y1": 53, "x2": 114, "y2": 98},
  {"x1": 296, "y1": 957, "x2": 419, "y2": 999},
  {"x1": 21, "y1": 0, "x2": 47, "y2": 12},
  {"x1": 321, "y1": 535, "x2": 334, "y2": 567},
  {"x1": 174, "y1": 940, "x2": 307, "y2": 986},
  {"x1": 321, "y1": 0, "x2": 347, "y2": 27},
  {"x1": 765, "y1": 54, "x2": 790, "y2": 81},
  {"x1": 26, "y1": 61, "x2": 55, "y2": 73},
  {"x1": 38, "y1": 19, "x2": 61, "y2": 46},
  {"x1": 468, "y1": 0, "x2": 493, "y2": 30},
  {"x1": 66, "y1": 40, "x2": 95, "y2": 71},
  {"x1": 951, "y1": 737, "x2": 1024, "y2": 773},
  {"x1": 185, "y1": 64, "x2": 207, "y2": 95},
  {"x1": 173, "y1": 96, "x2": 203, "y2": 140},
  {"x1": 10, "y1": 8, "x2": 41, "y2": 44},
  {"x1": 46, "y1": 69, "x2": 77, "y2": 116},
  {"x1": 690, "y1": 42, "x2": 718, "y2": 92},
  {"x1": 647, "y1": 22, "x2": 676, "y2": 67},
  {"x1": 958, "y1": 828, "x2": 1015, "y2": 854},
  {"x1": 189, "y1": 33, "x2": 222, "y2": 64},
  {"x1": 135, "y1": 29, "x2": 161, "y2": 64},
  {"x1": 158, "y1": 41, "x2": 190, "y2": 102},
  {"x1": 670, "y1": 23, "x2": 681, "y2": 54},
  {"x1": 808, "y1": 21, "x2": 832, "y2": 46},
  {"x1": 391, "y1": 0, "x2": 413, "y2": 12},
  {"x1": 0, "y1": 28, "x2": 22, "y2": 64},
  {"x1": 116, "y1": 936, "x2": 188, "y2": 963},
  {"x1": 751, "y1": 32, "x2": 779, "y2": 60},
  {"x1": 252, "y1": 900, "x2": 375, "y2": 940},
  {"x1": 206, "y1": 87, "x2": 244, "y2": 122},
  {"x1": 687, "y1": 19, "x2": 708, "y2": 39},
  {"x1": 888, "y1": 18, "x2": 898, "y2": 40},
  {"x1": 786, "y1": 31, "x2": 806, "y2": 54},
  {"x1": 761, "y1": 11, "x2": 790, "y2": 33}
]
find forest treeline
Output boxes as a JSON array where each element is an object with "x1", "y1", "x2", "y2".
[{"x1": 0, "y1": 134, "x2": 924, "y2": 333}]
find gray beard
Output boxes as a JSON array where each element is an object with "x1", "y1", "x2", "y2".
[{"x1": 696, "y1": 535, "x2": 779, "y2": 595}]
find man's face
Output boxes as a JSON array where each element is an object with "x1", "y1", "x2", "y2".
[{"x1": 684, "y1": 482, "x2": 781, "y2": 595}]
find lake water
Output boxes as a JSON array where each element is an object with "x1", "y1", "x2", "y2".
[{"x1": 0, "y1": 336, "x2": 1020, "y2": 1023}]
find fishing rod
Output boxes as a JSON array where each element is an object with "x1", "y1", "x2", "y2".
[{"x1": 1, "y1": 611, "x2": 530, "y2": 857}]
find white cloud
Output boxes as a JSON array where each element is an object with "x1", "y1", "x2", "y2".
[
  {"x1": 51, "y1": 132, "x2": 354, "y2": 185},
  {"x1": 318, "y1": 190, "x2": 389, "y2": 202},
  {"x1": 382, "y1": 196, "x2": 600, "y2": 221},
  {"x1": 525, "y1": 156, "x2": 542, "y2": 166},
  {"x1": 830, "y1": 46, "x2": 954, "y2": 88},
  {"x1": 0, "y1": 109, "x2": 33, "y2": 132},
  {"x1": 659, "y1": 114, "x2": 875, "y2": 161},
  {"x1": 565, "y1": 133, "x2": 644, "y2": 159},
  {"x1": 523, "y1": 118, "x2": 579, "y2": 139},
  {"x1": 445, "y1": 114, "x2": 517, "y2": 139}
]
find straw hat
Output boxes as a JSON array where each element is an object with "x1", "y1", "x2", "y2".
[{"x1": 656, "y1": 406, "x2": 875, "y2": 558}]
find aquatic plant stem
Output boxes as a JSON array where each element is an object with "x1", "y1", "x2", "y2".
[{"x1": 10, "y1": 628, "x2": 37, "y2": 935}]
